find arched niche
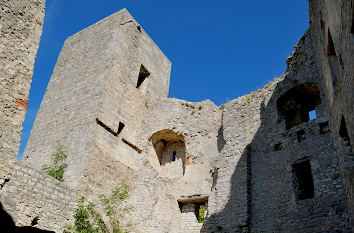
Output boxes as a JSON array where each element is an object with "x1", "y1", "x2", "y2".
[
  {"x1": 149, "y1": 129, "x2": 186, "y2": 174},
  {"x1": 277, "y1": 82, "x2": 321, "y2": 130}
]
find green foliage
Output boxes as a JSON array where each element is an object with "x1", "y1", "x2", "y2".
[
  {"x1": 283, "y1": 98, "x2": 301, "y2": 111},
  {"x1": 42, "y1": 146, "x2": 67, "y2": 181},
  {"x1": 64, "y1": 197, "x2": 108, "y2": 233},
  {"x1": 198, "y1": 205, "x2": 205, "y2": 223},
  {"x1": 65, "y1": 182, "x2": 134, "y2": 233}
]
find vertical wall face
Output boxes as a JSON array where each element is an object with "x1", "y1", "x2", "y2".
[
  {"x1": 0, "y1": 0, "x2": 45, "y2": 179},
  {"x1": 202, "y1": 32, "x2": 351, "y2": 233},
  {"x1": 309, "y1": 1, "x2": 354, "y2": 229},
  {"x1": 22, "y1": 9, "x2": 171, "y2": 189}
]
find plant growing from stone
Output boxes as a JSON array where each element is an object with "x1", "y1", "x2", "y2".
[
  {"x1": 65, "y1": 181, "x2": 134, "y2": 233},
  {"x1": 42, "y1": 146, "x2": 68, "y2": 181}
]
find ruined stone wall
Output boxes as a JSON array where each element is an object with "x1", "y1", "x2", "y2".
[
  {"x1": 0, "y1": 162, "x2": 77, "y2": 231},
  {"x1": 2, "y1": 5, "x2": 352, "y2": 233},
  {"x1": 202, "y1": 31, "x2": 351, "y2": 233},
  {"x1": 0, "y1": 0, "x2": 45, "y2": 179},
  {"x1": 22, "y1": 9, "x2": 171, "y2": 189},
  {"x1": 309, "y1": 0, "x2": 354, "y2": 229}
]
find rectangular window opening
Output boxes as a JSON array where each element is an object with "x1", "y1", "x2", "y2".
[
  {"x1": 117, "y1": 122, "x2": 125, "y2": 135},
  {"x1": 319, "y1": 121, "x2": 329, "y2": 134},
  {"x1": 96, "y1": 118, "x2": 118, "y2": 137},
  {"x1": 309, "y1": 109, "x2": 316, "y2": 120},
  {"x1": 292, "y1": 160, "x2": 314, "y2": 200},
  {"x1": 297, "y1": 130, "x2": 306, "y2": 143},
  {"x1": 273, "y1": 142, "x2": 282, "y2": 151},
  {"x1": 136, "y1": 65, "x2": 150, "y2": 88}
]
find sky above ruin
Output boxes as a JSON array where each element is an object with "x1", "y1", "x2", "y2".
[{"x1": 18, "y1": 0, "x2": 309, "y2": 159}]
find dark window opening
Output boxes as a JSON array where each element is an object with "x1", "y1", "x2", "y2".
[
  {"x1": 117, "y1": 122, "x2": 125, "y2": 135},
  {"x1": 136, "y1": 65, "x2": 150, "y2": 88},
  {"x1": 351, "y1": 8, "x2": 354, "y2": 34},
  {"x1": 274, "y1": 142, "x2": 282, "y2": 151},
  {"x1": 292, "y1": 160, "x2": 314, "y2": 200},
  {"x1": 319, "y1": 121, "x2": 329, "y2": 134},
  {"x1": 277, "y1": 83, "x2": 321, "y2": 130},
  {"x1": 297, "y1": 130, "x2": 306, "y2": 143},
  {"x1": 339, "y1": 116, "x2": 352, "y2": 154},
  {"x1": 31, "y1": 216, "x2": 39, "y2": 226},
  {"x1": 172, "y1": 151, "x2": 177, "y2": 161},
  {"x1": 327, "y1": 29, "x2": 336, "y2": 56},
  {"x1": 96, "y1": 118, "x2": 118, "y2": 137},
  {"x1": 320, "y1": 19, "x2": 325, "y2": 31}
]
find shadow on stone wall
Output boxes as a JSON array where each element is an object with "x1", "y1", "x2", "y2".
[
  {"x1": 201, "y1": 74, "x2": 350, "y2": 232},
  {"x1": 0, "y1": 202, "x2": 54, "y2": 233}
]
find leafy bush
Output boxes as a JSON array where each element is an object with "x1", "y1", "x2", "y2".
[
  {"x1": 65, "y1": 181, "x2": 134, "y2": 233},
  {"x1": 198, "y1": 205, "x2": 205, "y2": 223},
  {"x1": 42, "y1": 146, "x2": 67, "y2": 181}
]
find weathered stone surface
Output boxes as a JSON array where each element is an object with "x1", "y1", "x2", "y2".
[
  {"x1": 1, "y1": 3, "x2": 353, "y2": 233},
  {"x1": 0, "y1": 0, "x2": 45, "y2": 179},
  {"x1": 309, "y1": 0, "x2": 354, "y2": 229}
]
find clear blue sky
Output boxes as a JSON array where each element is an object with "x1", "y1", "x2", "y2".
[{"x1": 18, "y1": 0, "x2": 309, "y2": 159}]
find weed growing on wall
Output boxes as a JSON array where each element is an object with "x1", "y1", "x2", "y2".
[
  {"x1": 42, "y1": 146, "x2": 67, "y2": 181},
  {"x1": 65, "y1": 181, "x2": 134, "y2": 233}
]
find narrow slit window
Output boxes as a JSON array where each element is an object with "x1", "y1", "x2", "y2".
[
  {"x1": 339, "y1": 116, "x2": 352, "y2": 155},
  {"x1": 172, "y1": 151, "x2": 177, "y2": 161},
  {"x1": 136, "y1": 65, "x2": 150, "y2": 88},
  {"x1": 96, "y1": 118, "x2": 118, "y2": 137},
  {"x1": 351, "y1": 9, "x2": 354, "y2": 34},
  {"x1": 292, "y1": 160, "x2": 314, "y2": 200},
  {"x1": 327, "y1": 29, "x2": 336, "y2": 56},
  {"x1": 309, "y1": 109, "x2": 316, "y2": 120},
  {"x1": 117, "y1": 122, "x2": 125, "y2": 135}
]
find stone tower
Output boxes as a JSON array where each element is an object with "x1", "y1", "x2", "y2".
[{"x1": 22, "y1": 9, "x2": 171, "y2": 188}]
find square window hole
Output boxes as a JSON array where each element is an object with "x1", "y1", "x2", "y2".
[{"x1": 292, "y1": 160, "x2": 314, "y2": 200}]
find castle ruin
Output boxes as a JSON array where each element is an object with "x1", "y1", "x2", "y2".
[{"x1": 0, "y1": 1, "x2": 353, "y2": 233}]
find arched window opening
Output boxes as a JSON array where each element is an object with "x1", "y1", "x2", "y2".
[
  {"x1": 277, "y1": 83, "x2": 321, "y2": 130},
  {"x1": 149, "y1": 130, "x2": 186, "y2": 174}
]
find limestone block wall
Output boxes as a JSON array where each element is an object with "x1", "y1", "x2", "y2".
[
  {"x1": 309, "y1": 1, "x2": 354, "y2": 228},
  {"x1": 22, "y1": 9, "x2": 171, "y2": 189},
  {"x1": 0, "y1": 162, "x2": 77, "y2": 231},
  {"x1": 0, "y1": 0, "x2": 45, "y2": 179},
  {"x1": 202, "y1": 31, "x2": 351, "y2": 233}
]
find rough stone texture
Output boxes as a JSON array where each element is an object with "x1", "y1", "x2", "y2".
[
  {"x1": 309, "y1": 0, "x2": 354, "y2": 229},
  {"x1": 0, "y1": 0, "x2": 45, "y2": 179},
  {"x1": 1, "y1": 4, "x2": 353, "y2": 233},
  {"x1": 0, "y1": 162, "x2": 77, "y2": 231}
]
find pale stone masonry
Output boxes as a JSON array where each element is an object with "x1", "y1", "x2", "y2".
[
  {"x1": 0, "y1": 3, "x2": 353, "y2": 233},
  {"x1": 0, "y1": 0, "x2": 45, "y2": 180}
]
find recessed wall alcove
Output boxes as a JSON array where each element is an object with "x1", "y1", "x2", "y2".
[
  {"x1": 277, "y1": 82, "x2": 321, "y2": 130},
  {"x1": 149, "y1": 129, "x2": 186, "y2": 174}
]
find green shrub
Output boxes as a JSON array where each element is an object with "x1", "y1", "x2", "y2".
[
  {"x1": 42, "y1": 146, "x2": 67, "y2": 181},
  {"x1": 65, "y1": 181, "x2": 134, "y2": 233},
  {"x1": 198, "y1": 205, "x2": 205, "y2": 223}
]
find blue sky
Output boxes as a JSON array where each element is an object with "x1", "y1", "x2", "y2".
[{"x1": 18, "y1": 0, "x2": 309, "y2": 159}]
